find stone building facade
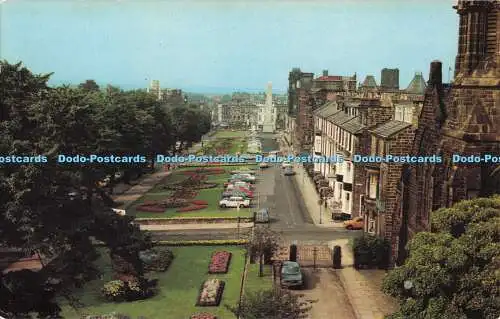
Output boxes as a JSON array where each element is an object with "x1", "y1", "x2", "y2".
[{"x1": 396, "y1": 0, "x2": 500, "y2": 264}]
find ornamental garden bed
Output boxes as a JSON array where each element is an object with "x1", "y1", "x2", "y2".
[
  {"x1": 60, "y1": 246, "x2": 246, "y2": 319},
  {"x1": 196, "y1": 279, "x2": 225, "y2": 307},
  {"x1": 133, "y1": 188, "x2": 253, "y2": 219},
  {"x1": 208, "y1": 251, "x2": 232, "y2": 274}
]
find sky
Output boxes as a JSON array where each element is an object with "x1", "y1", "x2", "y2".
[{"x1": 1, "y1": 0, "x2": 459, "y2": 94}]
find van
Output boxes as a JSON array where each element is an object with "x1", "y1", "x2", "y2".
[{"x1": 254, "y1": 208, "x2": 270, "y2": 223}]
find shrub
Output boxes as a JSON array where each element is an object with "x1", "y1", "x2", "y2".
[
  {"x1": 155, "y1": 239, "x2": 248, "y2": 246},
  {"x1": 102, "y1": 278, "x2": 157, "y2": 302},
  {"x1": 140, "y1": 248, "x2": 174, "y2": 272},
  {"x1": 191, "y1": 200, "x2": 209, "y2": 205},
  {"x1": 176, "y1": 205, "x2": 208, "y2": 212},
  {"x1": 352, "y1": 234, "x2": 390, "y2": 269},
  {"x1": 102, "y1": 280, "x2": 127, "y2": 302}
]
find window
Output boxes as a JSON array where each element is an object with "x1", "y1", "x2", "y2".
[
  {"x1": 346, "y1": 193, "x2": 350, "y2": 201},
  {"x1": 347, "y1": 162, "x2": 351, "y2": 172},
  {"x1": 369, "y1": 174, "x2": 378, "y2": 199}
]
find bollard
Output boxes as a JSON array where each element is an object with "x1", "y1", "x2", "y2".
[
  {"x1": 289, "y1": 244, "x2": 297, "y2": 262},
  {"x1": 333, "y1": 245, "x2": 342, "y2": 269}
]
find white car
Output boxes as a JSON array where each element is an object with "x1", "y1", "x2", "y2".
[
  {"x1": 281, "y1": 161, "x2": 293, "y2": 169},
  {"x1": 226, "y1": 181, "x2": 251, "y2": 190},
  {"x1": 234, "y1": 173, "x2": 256, "y2": 181},
  {"x1": 219, "y1": 196, "x2": 250, "y2": 208}
]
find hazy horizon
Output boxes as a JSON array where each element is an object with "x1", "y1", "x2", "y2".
[{"x1": 1, "y1": 0, "x2": 458, "y2": 94}]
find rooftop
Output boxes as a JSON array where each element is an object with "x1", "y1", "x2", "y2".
[
  {"x1": 406, "y1": 72, "x2": 427, "y2": 94},
  {"x1": 370, "y1": 120, "x2": 412, "y2": 138},
  {"x1": 326, "y1": 111, "x2": 365, "y2": 134},
  {"x1": 315, "y1": 75, "x2": 343, "y2": 81},
  {"x1": 314, "y1": 101, "x2": 339, "y2": 117},
  {"x1": 361, "y1": 75, "x2": 378, "y2": 87}
]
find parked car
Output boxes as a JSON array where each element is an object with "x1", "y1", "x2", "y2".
[
  {"x1": 281, "y1": 161, "x2": 293, "y2": 169},
  {"x1": 221, "y1": 190, "x2": 250, "y2": 199},
  {"x1": 344, "y1": 217, "x2": 363, "y2": 230},
  {"x1": 219, "y1": 196, "x2": 250, "y2": 208},
  {"x1": 229, "y1": 169, "x2": 256, "y2": 175},
  {"x1": 254, "y1": 208, "x2": 270, "y2": 223},
  {"x1": 225, "y1": 181, "x2": 253, "y2": 190},
  {"x1": 284, "y1": 167, "x2": 296, "y2": 176},
  {"x1": 281, "y1": 261, "x2": 303, "y2": 288},
  {"x1": 259, "y1": 162, "x2": 271, "y2": 169},
  {"x1": 230, "y1": 173, "x2": 256, "y2": 182}
]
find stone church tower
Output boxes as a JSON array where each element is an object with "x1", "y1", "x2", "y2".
[{"x1": 396, "y1": 0, "x2": 500, "y2": 265}]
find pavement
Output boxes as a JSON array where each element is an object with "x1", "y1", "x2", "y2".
[
  {"x1": 140, "y1": 222, "x2": 254, "y2": 231},
  {"x1": 112, "y1": 170, "x2": 171, "y2": 209}
]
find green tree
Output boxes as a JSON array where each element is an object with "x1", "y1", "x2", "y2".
[
  {"x1": 227, "y1": 289, "x2": 313, "y2": 319},
  {"x1": 248, "y1": 227, "x2": 281, "y2": 277},
  {"x1": 78, "y1": 79, "x2": 100, "y2": 92},
  {"x1": 382, "y1": 196, "x2": 500, "y2": 319},
  {"x1": 0, "y1": 61, "x2": 152, "y2": 317}
]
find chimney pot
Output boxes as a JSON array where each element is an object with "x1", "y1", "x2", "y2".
[{"x1": 429, "y1": 61, "x2": 442, "y2": 85}]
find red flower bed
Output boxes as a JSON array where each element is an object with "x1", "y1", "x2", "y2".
[
  {"x1": 191, "y1": 313, "x2": 217, "y2": 319},
  {"x1": 191, "y1": 200, "x2": 209, "y2": 205},
  {"x1": 176, "y1": 205, "x2": 208, "y2": 212},
  {"x1": 208, "y1": 251, "x2": 232, "y2": 274}
]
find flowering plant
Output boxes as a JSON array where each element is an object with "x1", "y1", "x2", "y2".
[
  {"x1": 197, "y1": 279, "x2": 225, "y2": 306},
  {"x1": 208, "y1": 251, "x2": 232, "y2": 274}
]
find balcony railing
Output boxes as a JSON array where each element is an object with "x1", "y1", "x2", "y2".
[{"x1": 376, "y1": 199, "x2": 386, "y2": 212}]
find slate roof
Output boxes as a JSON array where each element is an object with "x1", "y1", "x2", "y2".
[
  {"x1": 406, "y1": 72, "x2": 427, "y2": 94},
  {"x1": 314, "y1": 101, "x2": 339, "y2": 117},
  {"x1": 370, "y1": 120, "x2": 412, "y2": 138},
  {"x1": 327, "y1": 112, "x2": 365, "y2": 134}
]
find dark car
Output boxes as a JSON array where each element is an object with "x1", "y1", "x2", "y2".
[{"x1": 281, "y1": 261, "x2": 303, "y2": 288}]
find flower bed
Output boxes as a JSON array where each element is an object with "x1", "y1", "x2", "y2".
[
  {"x1": 176, "y1": 205, "x2": 208, "y2": 212},
  {"x1": 191, "y1": 313, "x2": 217, "y2": 319},
  {"x1": 196, "y1": 279, "x2": 225, "y2": 307},
  {"x1": 191, "y1": 200, "x2": 209, "y2": 205},
  {"x1": 208, "y1": 251, "x2": 232, "y2": 274}
]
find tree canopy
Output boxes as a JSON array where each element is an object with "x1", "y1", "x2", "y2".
[
  {"x1": 0, "y1": 60, "x2": 211, "y2": 317},
  {"x1": 382, "y1": 196, "x2": 500, "y2": 319}
]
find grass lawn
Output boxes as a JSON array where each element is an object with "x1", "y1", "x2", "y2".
[
  {"x1": 131, "y1": 168, "x2": 257, "y2": 218},
  {"x1": 214, "y1": 130, "x2": 248, "y2": 138},
  {"x1": 60, "y1": 246, "x2": 246, "y2": 319},
  {"x1": 244, "y1": 264, "x2": 273, "y2": 296}
]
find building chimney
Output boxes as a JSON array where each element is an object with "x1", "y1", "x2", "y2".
[
  {"x1": 323, "y1": 70, "x2": 328, "y2": 77},
  {"x1": 428, "y1": 60, "x2": 442, "y2": 85}
]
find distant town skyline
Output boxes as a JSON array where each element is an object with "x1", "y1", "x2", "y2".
[{"x1": 1, "y1": 0, "x2": 458, "y2": 94}]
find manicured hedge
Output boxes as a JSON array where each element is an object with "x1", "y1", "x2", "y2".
[
  {"x1": 154, "y1": 239, "x2": 249, "y2": 246},
  {"x1": 191, "y1": 313, "x2": 217, "y2": 319}
]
